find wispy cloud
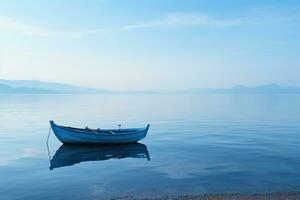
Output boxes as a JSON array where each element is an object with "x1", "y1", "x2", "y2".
[
  {"x1": 0, "y1": 13, "x2": 243, "y2": 37},
  {"x1": 2, "y1": 3, "x2": 300, "y2": 38},
  {"x1": 1, "y1": 8, "x2": 299, "y2": 38},
  {"x1": 129, "y1": 12, "x2": 243, "y2": 28},
  {"x1": 0, "y1": 17, "x2": 48, "y2": 36}
]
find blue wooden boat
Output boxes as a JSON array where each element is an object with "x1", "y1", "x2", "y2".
[{"x1": 49, "y1": 120, "x2": 150, "y2": 144}]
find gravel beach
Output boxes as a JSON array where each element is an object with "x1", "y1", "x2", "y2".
[{"x1": 113, "y1": 192, "x2": 300, "y2": 200}]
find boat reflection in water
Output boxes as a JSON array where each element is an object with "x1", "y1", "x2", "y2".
[{"x1": 49, "y1": 143, "x2": 150, "y2": 170}]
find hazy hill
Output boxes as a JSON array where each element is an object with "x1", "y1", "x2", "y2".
[
  {"x1": 1, "y1": 80, "x2": 300, "y2": 94},
  {"x1": 0, "y1": 84, "x2": 56, "y2": 94},
  {"x1": 0, "y1": 80, "x2": 110, "y2": 94},
  {"x1": 185, "y1": 84, "x2": 300, "y2": 94}
]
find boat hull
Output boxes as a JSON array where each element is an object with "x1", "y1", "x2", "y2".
[{"x1": 50, "y1": 121, "x2": 150, "y2": 144}]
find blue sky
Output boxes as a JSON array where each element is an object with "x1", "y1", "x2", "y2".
[{"x1": 0, "y1": 0, "x2": 299, "y2": 90}]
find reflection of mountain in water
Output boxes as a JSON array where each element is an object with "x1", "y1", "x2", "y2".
[{"x1": 49, "y1": 143, "x2": 150, "y2": 170}]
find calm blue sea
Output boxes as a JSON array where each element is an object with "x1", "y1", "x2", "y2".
[{"x1": 0, "y1": 94, "x2": 300, "y2": 199}]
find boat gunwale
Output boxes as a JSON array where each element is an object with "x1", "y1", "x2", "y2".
[{"x1": 52, "y1": 122, "x2": 149, "y2": 136}]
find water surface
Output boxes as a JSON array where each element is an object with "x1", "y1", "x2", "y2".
[{"x1": 0, "y1": 94, "x2": 300, "y2": 199}]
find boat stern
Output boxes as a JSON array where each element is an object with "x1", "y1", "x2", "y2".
[
  {"x1": 49, "y1": 120, "x2": 68, "y2": 144},
  {"x1": 143, "y1": 124, "x2": 150, "y2": 138},
  {"x1": 146, "y1": 124, "x2": 150, "y2": 131},
  {"x1": 49, "y1": 120, "x2": 55, "y2": 126},
  {"x1": 49, "y1": 120, "x2": 57, "y2": 131}
]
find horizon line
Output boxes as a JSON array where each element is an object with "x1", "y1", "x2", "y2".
[{"x1": 1, "y1": 79, "x2": 300, "y2": 93}]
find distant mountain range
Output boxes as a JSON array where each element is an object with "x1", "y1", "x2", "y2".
[
  {"x1": 185, "y1": 84, "x2": 300, "y2": 94},
  {"x1": 0, "y1": 79, "x2": 110, "y2": 94},
  {"x1": 0, "y1": 80, "x2": 300, "y2": 94}
]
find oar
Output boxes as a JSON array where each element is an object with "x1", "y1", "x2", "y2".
[{"x1": 86, "y1": 127, "x2": 100, "y2": 134}]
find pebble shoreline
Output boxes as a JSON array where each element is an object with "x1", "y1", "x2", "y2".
[{"x1": 111, "y1": 192, "x2": 300, "y2": 200}]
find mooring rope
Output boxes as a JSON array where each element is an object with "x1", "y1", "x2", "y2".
[
  {"x1": 46, "y1": 126, "x2": 51, "y2": 144},
  {"x1": 46, "y1": 126, "x2": 52, "y2": 161}
]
